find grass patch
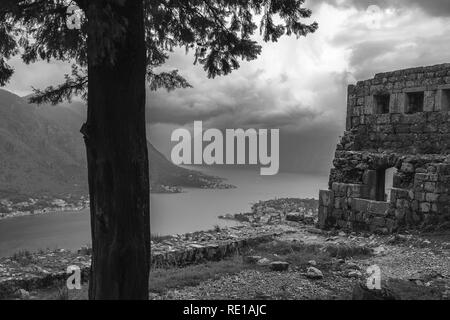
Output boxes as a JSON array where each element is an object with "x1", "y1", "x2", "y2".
[
  {"x1": 324, "y1": 244, "x2": 372, "y2": 259},
  {"x1": 149, "y1": 255, "x2": 246, "y2": 294},
  {"x1": 246, "y1": 241, "x2": 330, "y2": 269},
  {"x1": 244, "y1": 240, "x2": 372, "y2": 271}
]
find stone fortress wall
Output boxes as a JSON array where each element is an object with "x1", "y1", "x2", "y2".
[{"x1": 318, "y1": 63, "x2": 450, "y2": 233}]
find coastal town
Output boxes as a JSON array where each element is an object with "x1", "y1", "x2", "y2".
[
  {"x1": 150, "y1": 179, "x2": 236, "y2": 194},
  {"x1": 0, "y1": 196, "x2": 90, "y2": 220},
  {"x1": 0, "y1": 176, "x2": 236, "y2": 220}
]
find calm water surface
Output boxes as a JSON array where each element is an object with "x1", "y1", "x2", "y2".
[{"x1": 0, "y1": 167, "x2": 328, "y2": 257}]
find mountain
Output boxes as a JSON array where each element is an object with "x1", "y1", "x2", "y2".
[
  {"x1": 0, "y1": 89, "x2": 86, "y2": 198},
  {"x1": 0, "y1": 89, "x2": 230, "y2": 199},
  {"x1": 147, "y1": 142, "x2": 230, "y2": 191}
]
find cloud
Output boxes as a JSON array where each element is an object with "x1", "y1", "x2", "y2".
[
  {"x1": 310, "y1": 0, "x2": 450, "y2": 17},
  {"x1": 321, "y1": 2, "x2": 450, "y2": 79},
  {"x1": 413, "y1": 0, "x2": 450, "y2": 17},
  {"x1": 145, "y1": 1, "x2": 450, "y2": 173},
  {"x1": 146, "y1": 70, "x2": 324, "y2": 130},
  {"x1": 4, "y1": 57, "x2": 71, "y2": 97},
  {"x1": 4, "y1": 1, "x2": 450, "y2": 174}
]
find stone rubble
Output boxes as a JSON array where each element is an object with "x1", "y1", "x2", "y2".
[{"x1": 306, "y1": 267, "x2": 324, "y2": 279}]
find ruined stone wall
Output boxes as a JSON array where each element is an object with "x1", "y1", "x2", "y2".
[
  {"x1": 319, "y1": 64, "x2": 450, "y2": 233},
  {"x1": 345, "y1": 64, "x2": 450, "y2": 153}
]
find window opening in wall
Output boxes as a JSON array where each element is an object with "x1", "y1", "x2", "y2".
[
  {"x1": 375, "y1": 169, "x2": 386, "y2": 202},
  {"x1": 441, "y1": 89, "x2": 450, "y2": 111},
  {"x1": 374, "y1": 94, "x2": 390, "y2": 114},
  {"x1": 405, "y1": 91, "x2": 424, "y2": 114}
]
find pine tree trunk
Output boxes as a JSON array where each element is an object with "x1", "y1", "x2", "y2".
[{"x1": 84, "y1": 1, "x2": 150, "y2": 300}]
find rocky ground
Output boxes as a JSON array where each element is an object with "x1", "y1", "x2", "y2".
[
  {"x1": 1, "y1": 198, "x2": 449, "y2": 300},
  {"x1": 152, "y1": 225, "x2": 450, "y2": 300}
]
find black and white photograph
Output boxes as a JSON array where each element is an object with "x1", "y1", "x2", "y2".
[{"x1": 0, "y1": 0, "x2": 449, "y2": 307}]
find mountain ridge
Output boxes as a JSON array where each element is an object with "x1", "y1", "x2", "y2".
[{"x1": 0, "y1": 89, "x2": 231, "y2": 199}]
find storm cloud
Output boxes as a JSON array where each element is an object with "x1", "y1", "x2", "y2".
[
  {"x1": 4, "y1": 0, "x2": 450, "y2": 174},
  {"x1": 310, "y1": 0, "x2": 450, "y2": 17}
]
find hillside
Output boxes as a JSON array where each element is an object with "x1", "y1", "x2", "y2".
[
  {"x1": 0, "y1": 89, "x2": 231, "y2": 200},
  {"x1": 147, "y1": 142, "x2": 231, "y2": 191},
  {"x1": 0, "y1": 89, "x2": 86, "y2": 198}
]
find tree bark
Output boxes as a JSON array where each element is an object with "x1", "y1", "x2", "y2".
[{"x1": 84, "y1": 0, "x2": 150, "y2": 300}]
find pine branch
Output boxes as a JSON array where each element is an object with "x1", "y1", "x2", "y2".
[
  {"x1": 28, "y1": 64, "x2": 87, "y2": 105},
  {"x1": 0, "y1": 57, "x2": 13, "y2": 86},
  {"x1": 148, "y1": 69, "x2": 192, "y2": 91}
]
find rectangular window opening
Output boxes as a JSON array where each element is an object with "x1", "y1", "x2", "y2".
[
  {"x1": 441, "y1": 89, "x2": 450, "y2": 111},
  {"x1": 405, "y1": 91, "x2": 424, "y2": 114},
  {"x1": 374, "y1": 94, "x2": 390, "y2": 114}
]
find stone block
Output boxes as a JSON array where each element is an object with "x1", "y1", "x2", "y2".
[
  {"x1": 333, "y1": 209, "x2": 343, "y2": 219},
  {"x1": 319, "y1": 190, "x2": 334, "y2": 207},
  {"x1": 390, "y1": 93, "x2": 406, "y2": 113},
  {"x1": 401, "y1": 113, "x2": 425, "y2": 124},
  {"x1": 423, "y1": 90, "x2": 436, "y2": 112},
  {"x1": 386, "y1": 218, "x2": 399, "y2": 232},
  {"x1": 435, "y1": 164, "x2": 450, "y2": 175},
  {"x1": 420, "y1": 202, "x2": 431, "y2": 213},
  {"x1": 368, "y1": 201, "x2": 390, "y2": 216},
  {"x1": 395, "y1": 208, "x2": 408, "y2": 220},
  {"x1": 436, "y1": 182, "x2": 449, "y2": 193},
  {"x1": 415, "y1": 192, "x2": 426, "y2": 202},
  {"x1": 346, "y1": 184, "x2": 368, "y2": 198},
  {"x1": 401, "y1": 162, "x2": 415, "y2": 173},
  {"x1": 376, "y1": 114, "x2": 391, "y2": 124},
  {"x1": 372, "y1": 217, "x2": 386, "y2": 227},
  {"x1": 351, "y1": 198, "x2": 370, "y2": 212},
  {"x1": 424, "y1": 182, "x2": 436, "y2": 192},
  {"x1": 415, "y1": 173, "x2": 427, "y2": 182},
  {"x1": 395, "y1": 124, "x2": 410, "y2": 133},
  {"x1": 318, "y1": 206, "x2": 328, "y2": 228},
  {"x1": 425, "y1": 193, "x2": 439, "y2": 202}
]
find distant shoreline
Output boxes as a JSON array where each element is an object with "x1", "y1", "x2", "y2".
[
  {"x1": 0, "y1": 184, "x2": 237, "y2": 221},
  {"x1": 0, "y1": 205, "x2": 88, "y2": 221}
]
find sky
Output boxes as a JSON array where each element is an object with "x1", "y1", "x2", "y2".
[{"x1": 4, "y1": 0, "x2": 450, "y2": 174}]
